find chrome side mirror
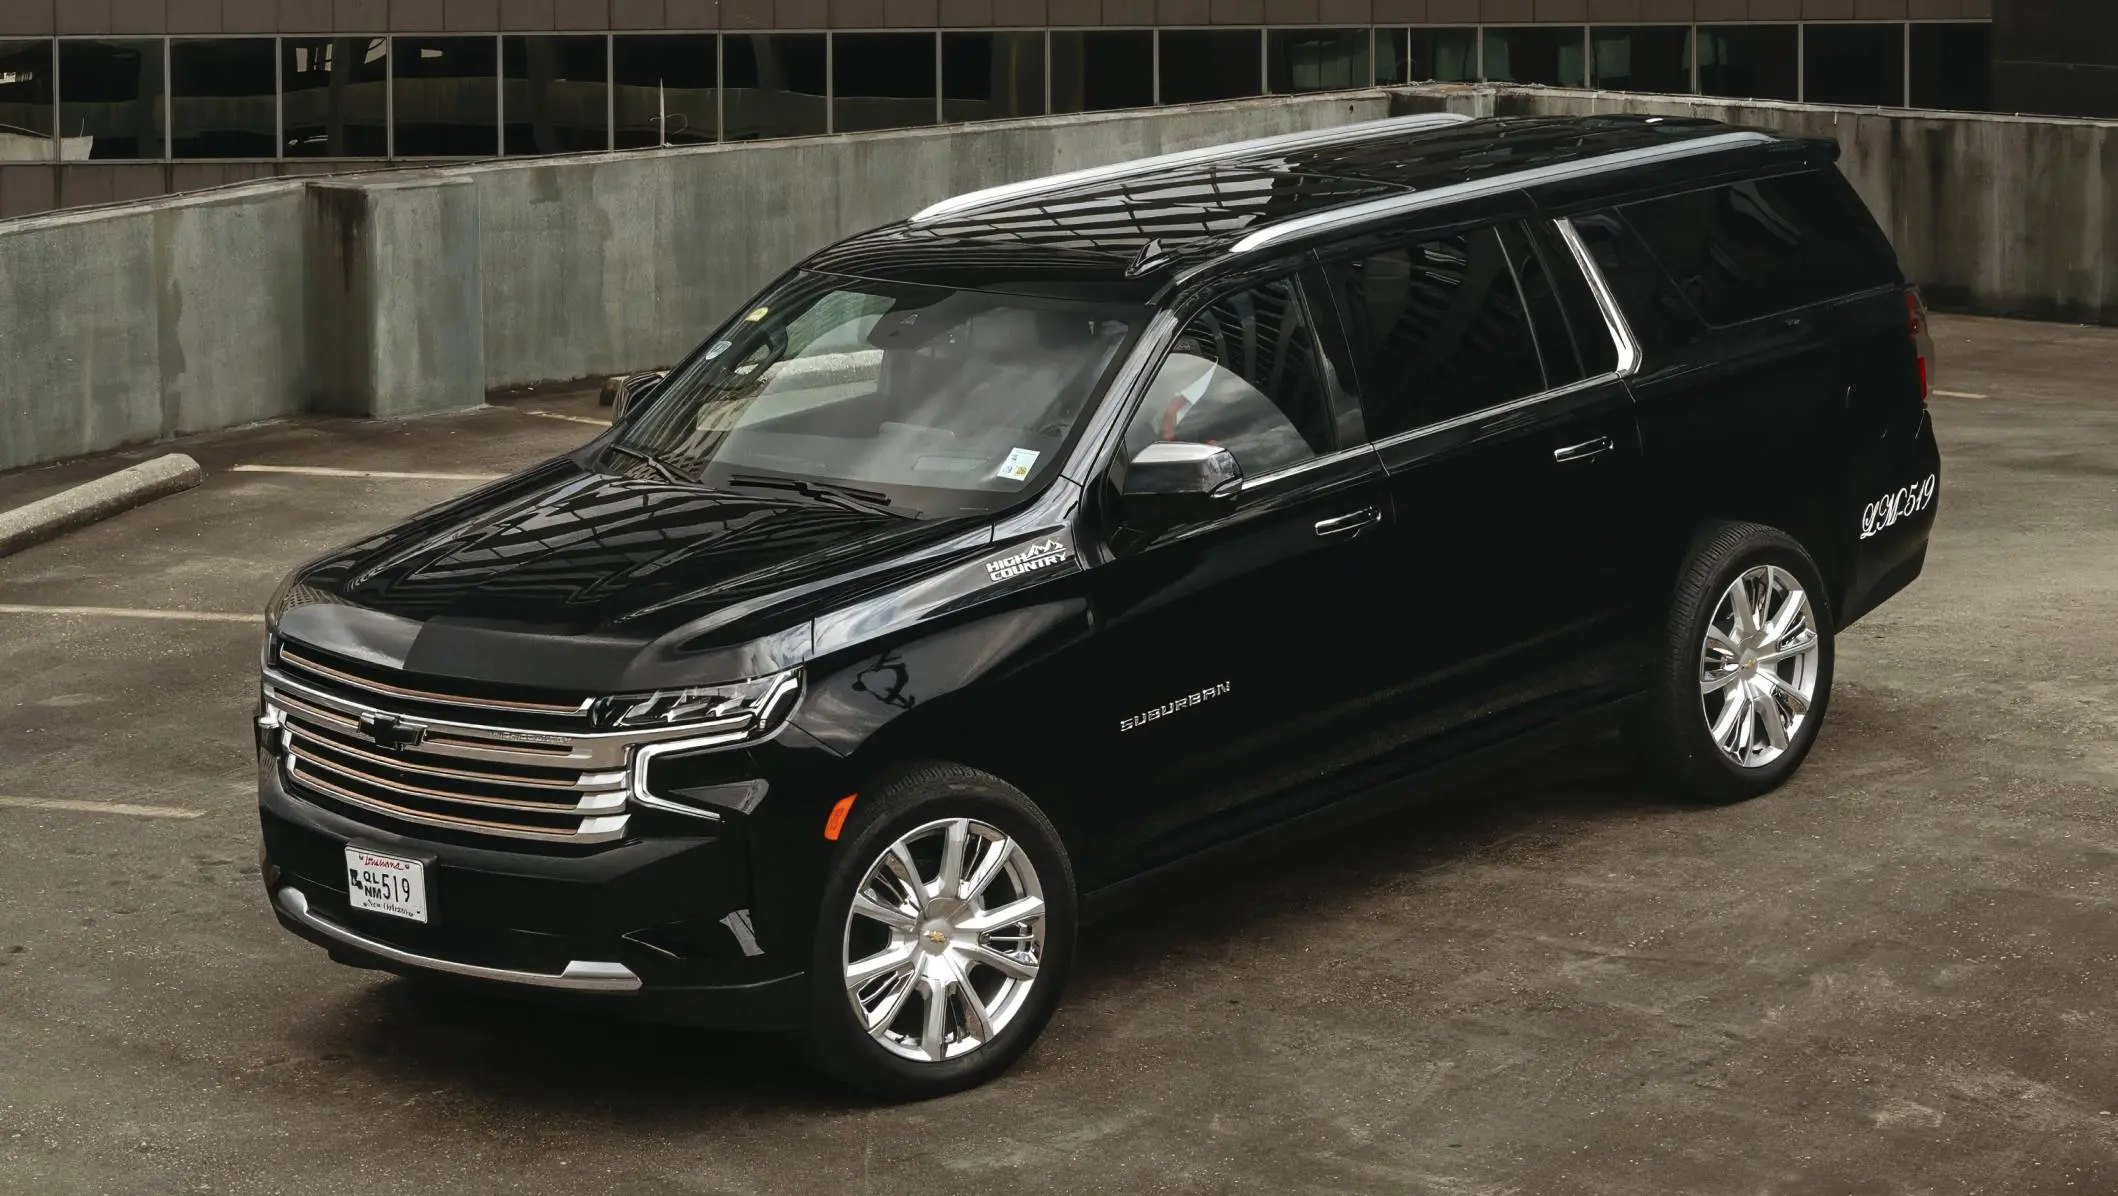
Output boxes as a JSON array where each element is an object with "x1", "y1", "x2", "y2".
[{"x1": 1119, "y1": 441, "x2": 1243, "y2": 528}]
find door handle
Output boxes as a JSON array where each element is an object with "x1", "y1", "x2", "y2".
[
  {"x1": 1553, "y1": 436, "x2": 1616, "y2": 465},
  {"x1": 1314, "y1": 507, "x2": 1381, "y2": 538}
]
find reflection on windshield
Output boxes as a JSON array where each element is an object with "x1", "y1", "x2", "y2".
[{"x1": 613, "y1": 275, "x2": 1143, "y2": 519}]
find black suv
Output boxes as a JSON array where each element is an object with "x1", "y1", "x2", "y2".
[{"x1": 256, "y1": 113, "x2": 1940, "y2": 1098}]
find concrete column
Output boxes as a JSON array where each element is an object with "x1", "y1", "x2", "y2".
[{"x1": 306, "y1": 176, "x2": 485, "y2": 420}]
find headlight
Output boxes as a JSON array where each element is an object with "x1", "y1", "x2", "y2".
[{"x1": 595, "y1": 669, "x2": 801, "y2": 732}]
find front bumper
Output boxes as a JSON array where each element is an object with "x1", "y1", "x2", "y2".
[{"x1": 259, "y1": 760, "x2": 809, "y2": 1029}]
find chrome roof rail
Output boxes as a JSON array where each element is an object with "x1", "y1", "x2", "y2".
[
  {"x1": 1227, "y1": 130, "x2": 1776, "y2": 257},
  {"x1": 908, "y1": 111, "x2": 1476, "y2": 224}
]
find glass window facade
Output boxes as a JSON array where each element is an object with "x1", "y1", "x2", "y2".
[
  {"x1": 1159, "y1": 30, "x2": 1263, "y2": 104},
  {"x1": 1805, "y1": 22, "x2": 1905, "y2": 108},
  {"x1": 1050, "y1": 31, "x2": 1153, "y2": 114},
  {"x1": 0, "y1": 40, "x2": 56, "y2": 158},
  {"x1": 1697, "y1": 25, "x2": 1798, "y2": 102},
  {"x1": 504, "y1": 36, "x2": 610, "y2": 156},
  {"x1": 1268, "y1": 29, "x2": 1368, "y2": 93},
  {"x1": 1484, "y1": 27, "x2": 1585, "y2": 88},
  {"x1": 395, "y1": 37, "x2": 500, "y2": 157},
  {"x1": 613, "y1": 34, "x2": 717, "y2": 148},
  {"x1": 1911, "y1": 22, "x2": 1992, "y2": 112},
  {"x1": 60, "y1": 40, "x2": 165, "y2": 160},
  {"x1": 942, "y1": 32, "x2": 1044, "y2": 123},
  {"x1": 283, "y1": 38, "x2": 388, "y2": 158},
  {"x1": 724, "y1": 34, "x2": 827, "y2": 140},
  {"x1": 172, "y1": 39, "x2": 277, "y2": 160},
  {"x1": 1591, "y1": 27, "x2": 1691, "y2": 94},
  {"x1": 0, "y1": 20, "x2": 1999, "y2": 184},
  {"x1": 835, "y1": 33, "x2": 937, "y2": 133}
]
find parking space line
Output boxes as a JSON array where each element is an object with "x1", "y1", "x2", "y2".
[
  {"x1": 1933, "y1": 389, "x2": 1989, "y2": 400},
  {"x1": 230, "y1": 465, "x2": 504, "y2": 481},
  {"x1": 0, "y1": 603, "x2": 257, "y2": 624},
  {"x1": 0, "y1": 796, "x2": 205, "y2": 820},
  {"x1": 525, "y1": 410, "x2": 612, "y2": 427}
]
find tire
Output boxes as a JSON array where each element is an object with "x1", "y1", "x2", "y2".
[
  {"x1": 1634, "y1": 522, "x2": 1836, "y2": 804},
  {"x1": 803, "y1": 762, "x2": 1077, "y2": 1100}
]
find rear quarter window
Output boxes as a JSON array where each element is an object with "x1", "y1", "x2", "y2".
[{"x1": 1618, "y1": 170, "x2": 1901, "y2": 327}]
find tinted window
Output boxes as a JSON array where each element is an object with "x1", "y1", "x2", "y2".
[
  {"x1": 1590, "y1": 26, "x2": 1692, "y2": 94},
  {"x1": 1564, "y1": 211, "x2": 1704, "y2": 357},
  {"x1": 1620, "y1": 172, "x2": 1899, "y2": 326},
  {"x1": 1697, "y1": 25, "x2": 1797, "y2": 102},
  {"x1": 1805, "y1": 23, "x2": 1903, "y2": 108},
  {"x1": 395, "y1": 37, "x2": 499, "y2": 157},
  {"x1": 503, "y1": 35, "x2": 610, "y2": 155},
  {"x1": 1159, "y1": 31, "x2": 1263, "y2": 104},
  {"x1": 59, "y1": 40, "x2": 164, "y2": 160},
  {"x1": 1050, "y1": 32, "x2": 1153, "y2": 114},
  {"x1": 1318, "y1": 228, "x2": 1550, "y2": 439},
  {"x1": 613, "y1": 34, "x2": 717, "y2": 148},
  {"x1": 1268, "y1": 30, "x2": 1369, "y2": 93},
  {"x1": 835, "y1": 33, "x2": 936, "y2": 134},
  {"x1": 1125, "y1": 278, "x2": 1332, "y2": 477},
  {"x1": 282, "y1": 38, "x2": 388, "y2": 158},
  {"x1": 0, "y1": 40, "x2": 56, "y2": 154},
  {"x1": 1911, "y1": 23, "x2": 1993, "y2": 112},
  {"x1": 724, "y1": 34, "x2": 827, "y2": 140},
  {"x1": 943, "y1": 33, "x2": 1045, "y2": 122},
  {"x1": 1376, "y1": 28, "x2": 1477, "y2": 84},
  {"x1": 1497, "y1": 221, "x2": 1585, "y2": 388},
  {"x1": 1483, "y1": 27, "x2": 1585, "y2": 87}
]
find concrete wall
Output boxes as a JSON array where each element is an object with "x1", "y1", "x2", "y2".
[
  {"x1": 0, "y1": 181, "x2": 310, "y2": 472},
  {"x1": 2, "y1": 87, "x2": 2114, "y2": 475},
  {"x1": 1399, "y1": 85, "x2": 2118, "y2": 327},
  {"x1": 459, "y1": 95, "x2": 1391, "y2": 392}
]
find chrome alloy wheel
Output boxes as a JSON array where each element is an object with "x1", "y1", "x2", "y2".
[
  {"x1": 842, "y1": 818, "x2": 1046, "y2": 1063},
  {"x1": 1699, "y1": 564, "x2": 1821, "y2": 769}
]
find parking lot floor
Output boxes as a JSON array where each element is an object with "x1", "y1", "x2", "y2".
[{"x1": 1, "y1": 315, "x2": 2115, "y2": 1194}]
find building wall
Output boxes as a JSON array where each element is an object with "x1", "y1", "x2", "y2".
[
  {"x1": 1993, "y1": 0, "x2": 2118, "y2": 118},
  {"x1": 0, "y1": 1, "x2": 2001, "y2": 219}
]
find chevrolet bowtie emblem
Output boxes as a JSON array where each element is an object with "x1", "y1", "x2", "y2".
[{"x1": 358, "y1": 712, "x2": 429, "y2": 751}]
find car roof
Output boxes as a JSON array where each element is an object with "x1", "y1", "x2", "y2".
[{"x1": 805, "y1": 113, "x2": 1826, "y2": 304}]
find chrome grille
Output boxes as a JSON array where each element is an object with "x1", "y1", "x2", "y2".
[{"x1": 262, "y1": 646, "x2": 748, "y2": 845}]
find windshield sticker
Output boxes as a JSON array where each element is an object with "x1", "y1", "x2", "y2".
[
  {"x1": 995, "y1": 447, "x2": 1040, "y2": 482},
  {"x1": 1120, "y1": 681, "x2": 1232, "y2": 733},
  {"x1": 743, "y1": 306, "x2": 770, "y2": 322},
  {"x1": 703, "y1": 339, "x2": 732, "y2": 360},
  {"x1": 984, "y1": 536, "x2": 1070, "y2": 583}
]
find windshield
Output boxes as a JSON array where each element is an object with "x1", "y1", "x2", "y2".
[{"x1": 610, "y1": 274, "x2": 1145, "y2": 519}]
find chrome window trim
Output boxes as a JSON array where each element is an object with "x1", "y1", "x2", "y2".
[
  {"x1": 909, "y1": 111, "x2": 1473, "y2": 224},
  {"x1": 1238, "y1": 442, "x2": 1377, "y2": 492},
  {"x1": 1365, "y1": 371, "x2": 1624, "y2": 457},
  {"x1": 274, "y1": 888, "x2": 643, "y2": 993},
  {"x1": 1552, "y1": 215, "x2": 1644, "y2": 379},
  {"x1": 1225, "y1": 131, "x2": 1777, "y2": 258}
]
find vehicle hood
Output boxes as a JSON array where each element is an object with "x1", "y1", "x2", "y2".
[{"x1": 274, "y1": 458, "x2": 995, "y2": 693}]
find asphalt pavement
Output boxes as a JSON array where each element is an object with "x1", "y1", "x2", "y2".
[{"x1": 1, "y1": 316, "x2": 2115, "y2": 1195}]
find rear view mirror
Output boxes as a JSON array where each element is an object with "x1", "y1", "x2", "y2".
[
  {"x1": 1120, "y1": 442, "x2": 1243, "y2": 528},
  {"x1": 600, "y1": 370, "x2": 669, "y2": 421}
]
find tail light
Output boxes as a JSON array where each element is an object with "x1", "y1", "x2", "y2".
[{"x1": 1906, "y1": 287, "x2": 1933, "y2": 402}]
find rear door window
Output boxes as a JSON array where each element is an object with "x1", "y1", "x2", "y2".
[
  {"x1": 1316, "y1": 225, "x2": 1553, "y2": 440},
  {"x1": 1619, "y1": 170, "x2": 1901, "y2": 327}
]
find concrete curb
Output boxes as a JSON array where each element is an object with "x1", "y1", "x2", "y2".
[{"x1": 0, "y1": 454, "x2": 204, "y2": 559}]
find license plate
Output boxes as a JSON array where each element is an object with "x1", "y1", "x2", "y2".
[{"x1": 345, "y1": 847, "x2": 428, "y2": 923}]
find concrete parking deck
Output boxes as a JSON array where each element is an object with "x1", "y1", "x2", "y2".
[{"x1": 2, "y1": 316, "x2": 2115, "y2": 1194}]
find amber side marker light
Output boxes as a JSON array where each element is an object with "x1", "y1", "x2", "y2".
[{"x1": 824, "y1": 793, "x2": 858, "y2": 841}]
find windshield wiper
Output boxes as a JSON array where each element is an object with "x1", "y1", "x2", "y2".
[
  {"x1": 605, "y1": 443, "x2": 690, "y2": 486},
  {"x1": 725, "y1": 473, "x2": 913, "y2": 520}
]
